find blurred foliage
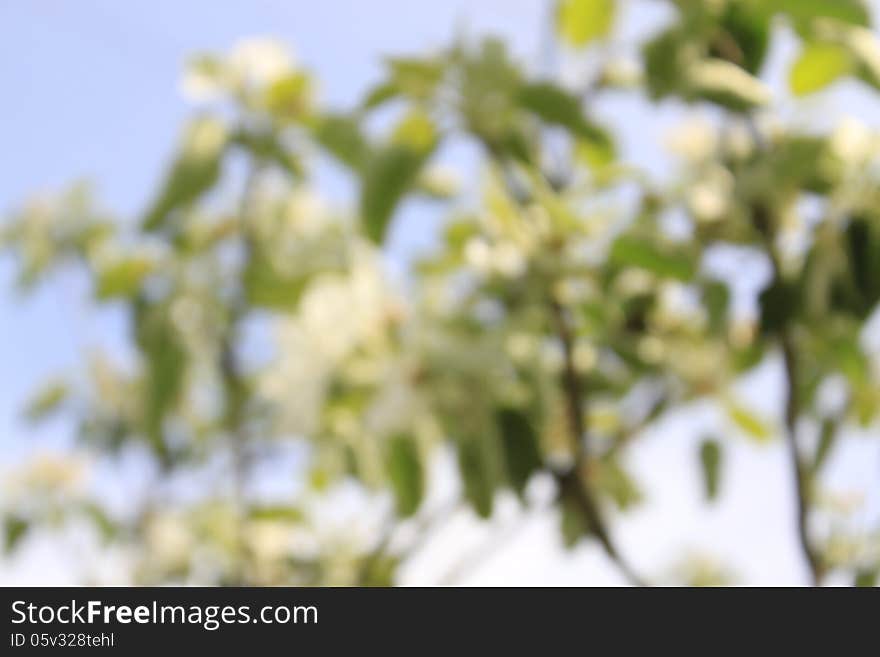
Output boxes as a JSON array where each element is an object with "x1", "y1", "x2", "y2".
[{"x1": 2, "y1": 1, "x2": 880, "y2": 585}]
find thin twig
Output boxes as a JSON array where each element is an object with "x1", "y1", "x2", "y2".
[
  {"x1": 752, "y1": 201, "x2": 824, "y2": 586},
  {"x1": 549, "y1": 300, "x2": 646, "y2": 586},
  {"x1": 780, "y1": 333, "x2": 824, "y2": 585},
  {"x1": 747, "y1": 113, "x2": 825, "y2": 585}
]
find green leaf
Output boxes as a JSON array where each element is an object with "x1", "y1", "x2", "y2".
[
  {"x1": 518, "y1": 82, "x2": 593, "y2": 138},
  {"x1": 311, "y1": 113, "x2": 370, "y2": 171},
  {"x1": 496, "y1": 408, "x2": 542, "y2": 495},
  {"x1": 725, "y1": 399, "x2": 773, "y2": 442},
  {"x1": 702, "y1": 280, "x2": 731, "y2": 333},
  {"x1": 82, "y1": 503, "x2": 117, "y2": 542},
  {"x1": 248, "y1": 505, "x2": 304, "y2": 523},
  {"x1": 595, "y1": 459, "x2": 642, "y2": 510},
  {"x1": 391, "y1": 110, "x2": 438, "y2": 152},
  {"x1": 698, "y1": 437, "x2": 723, "y2": 502},
  {"x1": 358, "y1": 110, "x2": 439, "y2": 243},
  {"x1": 643, "y1": 28, "x2": 685, "y2": 101},
  {"x1": 834, "y1": 216, "x2": 880, "y2": 318},
  {"x1": 516, "y1": 82, "x2": 616, "y2": 166},
  {"x1": 143, "y1": 117, "x2": 228, "y2": 231},
  {"x1": 854, "y1": 568, "x2": 878, "y2": 587},
  {"x1": 360, "y1": 553, "x2": 400, "y2": 587},
  {"x1": 361, "y1": 81, "x2": 400, "y2": 110},
  {"x1": 24, "y1": 380, "x2": 69, "y2": 423},
  {"x1": 847, "y1": 217, "x2": 880, "y2": 301},
  {"x1": 830, "y1": 332, "x2": 870, "y2": 386},
  {"x1": 231, "y1": 128, "x2": 303, "y2": 178},
  {"x1": 610, "y1": 236, "x2": 696, "y2": 281},
  {"x1": 385, "y1": 56, "x2": 446, "y2": 101},
  {"x1": 560, "y1": 496, "x2": 589, "y2": 548},
  {"x1": 644, "y1": 18, "x2": 773, "y2": 111},
  {"x1": 456, "y1": 38, "x2": 523, "y2": 151},
  {"x1": 575, "y1": 135, "x2": 616, "y2": 171},
  {"x1": 755, "y1": 135, "x2": 839, "y2": 194},
  {"x1": 359, "y1": 56, "x2": 445, "y2": 110},
  {"x1": 790, "y1": 42, "x2": 852, "y2": 95},
  {"x1": 95, "y1": 256, "x2": 154, "y2": 300},
  {"x1": 386, "y1": 436, "x2": 424, "y2": 518},
  {"x1": 360, "y1": 146, "x2": 429, "y2": 244},
  {"x1": 852, "y1": 385, "x2": 880, "y2": 427},
  {"x1": 761, "y1": 0, "x2": 870, "y2": 33},
  {"x1": 308, "y1": 466, "x2": 331, "y2": 492},
  {"x1": 3, "y1": 516, "x2": 29, "y2": 554},
  {"x1": 732, "y1": 340, "x2": 765, "y2": 374},
  {"x1": 556, "y1": 0, "x2": 616, "y2": 47},
  {"x1": 717, "y1": 2, "x2": 771, "y2": 74},
  {"x1": 494, "y1": 127, "x2": 536, "y2": 165},
  {"x1": 759, "y1": 279, "x2": 800, "y2": 334},
  {"x1": 144, "y1": 334, "x2": 185, "y2": 450},
  {"x1": 263, "y1": 71, "x2": 311, "y2": 120},
  {"x1": 175, "y1": 217, "x2": 238, "y2": 253},
  {"x1": 135, "y1": 301, "x2": 187, "y2": 456},
  {"x1": 812, "y1": 419, "x2": 837, "y2": 474},
  {"x1": 243, "y1": 247, "x2": 308, "y2": 312},
  {"x1": 458, "y1": 438, "x2": 495, "y2": 518}
]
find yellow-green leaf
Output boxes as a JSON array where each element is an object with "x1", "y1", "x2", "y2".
[
  {"x1": 243, "y1": 247, "x2": 308, "y2": 311},
  {"x1": 576, "y1": 136, "x2": 615, "y2": 171},
  {"x1": 264, "y1": 71, "x2": 311, "y2": 119},
  {"x1": 790, "y1": 42, "x2": 852, "y2": 96},
  {"x1": 496, "y1": 408, "x2": 542, "y2": 495},
  {"x1": 135, "y1": 303, "x2": 187, "y2": 458},
  {"x1": 725, "y1": 399, "x2": 773, "y2": 442},
  {"x1": 386, "y1": 436, "x2": 424, "y2": 518},
  {"x1": 3, "y1": 516, "x2": 29, "y2": 554},
  {"x1": 560, "y1": 496, "x2": 589, "y2": 548},
  {"x1": 360, "y1": 146, "x2": 428, "y2": 244},
  {"x1": 610, "y1": 235, "x2": 696, "y2": 281},
  {"x1": 458, "y1": 438, "x2": 496, "y2": 518},
  {"x1": 24, "y1": 381, "x2": 69, "y2": 423},
  {"x1": 311, "y1": 113, "x2": 369, "y2": 171},
  {"x1": 96, "y1": 256, "x2": 154, "y2": 300},
  {"x1": 391, "y1": 110, "x2": 438, "y2": 152},
  {"x1": 142, "y1": 117, "x2": 228, "y2": 231},
  {"x1": 698, "y1": 438, "x2": 723, "y2": 502},
  {"x1": 248, "y1": 505, "x2": 304, "y2": 523},
  {"x1": 557, "y1": 0, "x2": 616, "y2": 47}
]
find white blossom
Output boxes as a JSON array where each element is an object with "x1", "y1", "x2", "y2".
[
  {"x1": 228, "y1": 37, "x2": 295, "y2": 89},
  {"x1": 665, "y1": 117, "x2": 718, "y2": 162},
  {"x1": 831, "y1": 117, "x2": 874, "y2": 164}
]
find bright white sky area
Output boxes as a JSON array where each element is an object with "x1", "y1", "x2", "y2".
[{"x1": 1, "y1": 0, "x2": 879, "y2": 585}]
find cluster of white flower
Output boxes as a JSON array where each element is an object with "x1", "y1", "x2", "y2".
[
  {"x1": 261, "y1": 241, "x2": 406, "y2": 437},
  {"x1": 464, "y1": 236, "x2": 528, "y2": 278},
  {"x1": 665, "y1": 117, "x2": 718, "y2": 163},
  {"x1": 830, "y1": 117, "x2": 879, "y2": 166},
  {"x1": 179, "y1": 37, "x2": 308, "y2": 112},
  {"x1": 6, "y1": 453, "x2": 86, "y2": 497},
  {"x1": 687, "y1": 164, "x2": 735, "y2": 222}
]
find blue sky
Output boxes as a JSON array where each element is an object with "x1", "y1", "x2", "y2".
[{"x1": 0, "y1": 0, "x2": 547, "y2": 450}]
